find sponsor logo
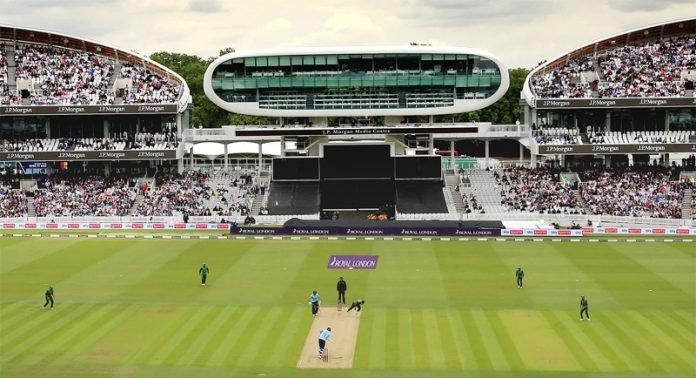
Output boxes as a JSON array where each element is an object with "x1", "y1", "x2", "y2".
[
  {"x1": 98, "y1": 106, "x2": 126, "y2": 113},
  {"x1": 639, "y1": 98, "x2": 668, "y2": 106},
  {"x1": 98, "y1": 151, "x2": 127, "y2": 159},
  {"x1": 132, "y1": 223, "x2": 144, "y2": 229},
  {"x1": 510, "y1": 229, "x2": 524, "y2": 235},
  {"x1": 5, "y1": 107, "x2": 33, "y2": 114},
  {"x1": 238, "y1": 228, "x2": 277, "y2": 234},
  {"x1": 57, "y1": 106, "x2": 86, "y2": 113},
  {"x1": 652, "y1": 228, "x2": 665, "y2": 234},
  {"x1": 533, "y1": 229, "x2": 548, "y2": 235},
  {"x1": 137, "y1": 105, "x2": 166, "y2": 112},
  {"x1": 110, "y1": 224, "x2": 122, "y2": 229},
  {"x1": 543, "y1": 146, "x2": 575, "y2": 153},
  {"x1": 589, "y1": 99, "x2": 617, "y2": 107},
  {"x1": 195, "y1": 224, "x2": 207, "y2": 229},
  {"x1": 292, "y1": 228, "x2": 330, "y2": 235},
  {"x1": 327, "y1": 255, "x2": 379, "y2": 270},
  {"x1": 216, "y1": 224, "x2": 229, "y2": 230},
  {"x1": 68, "y1": 223, "x2": 79, "y2": 229},
  {"x1": 153, "y1": 223, "x2": 166, "y2": 229},
  {"x1": 58, "y1": 152, "x2": 86, "y2": 159},
  {"x1": 557, "y1": 230, "x2": 571, "y2": 236},
  {"x1": 46, "y1": 223, "x2": 58, "y2": 229},
  {"x1": 637, "y1": 145, "x2": 666, "y2": 152},
  {"x1": 592, "y1": 145, "x2": 620, "y2": 153},
  {"x1": 25, "y1": 223, "x2": 37, "y2": 229},
  {"x1": 174, "y1": 224, "x2": 186, "y2": 229},
  {"x1": 89, "y1": 224, "x2": 100, "y2": 229},
  {"x1": 605, "y1": 228, "x2": 618, "y2": 233},
  {"x1": 3, "y1": 223, "x2": 16, "y2": 228},
  {"x1": 541, "y1": 100, "x2": 570, "y2": 107},
  {"x1": 676, "y1": 229, "x2": 689, "y2": 235},
  {"x1": 454, "y1": 229, "x2": 496, "y2": 236},
  {"x1": 137, "y1": 151, "x2": 167, "y2": 158},
  {"x1": 400, "y1": 229, "x2": 437, "y2": 235},
  {"x1": 628, "y1": 228, "x2": 641, "y2": 234},
  {"x1": 6, "y1": 153, "x2": 35, "y2": 160}
]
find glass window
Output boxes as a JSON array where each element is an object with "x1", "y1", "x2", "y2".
[
  {"x1": 291, "y1": 56, "x2": 302, "y2": 65},
  {"x1": 279, "y1": 56, "x2": 291, "y2": 66},
  {"x1": 233, "y1": 58, "x2": 243, "y2": 64},
  {"x1": 433, "y1": 54, "x2": 444, "y2": 61},
  {"x1": 315, "y1": 55, "x2": 326, "y2": 65},
  {"x1": 268, "y1": 56, "x2": 279, "y2": 66},
  {"x1": 303, "y1": 55, "x2": 314, "y2": 65},
  {"x1": 445, "y1": 54, "x2": 456, "y2": 61},
  {"x1": 421, "y1": 54, "x2": 432, "y2": 61},
  {"x1": 244, "y1": 57, "x2": 256, "y2": 67},
  {"x1": 327, "y1": 55, "x2": 338, "y2": 64},
  {"x1": 257, "y1": 57, "x2": 268, "y2": 67}
]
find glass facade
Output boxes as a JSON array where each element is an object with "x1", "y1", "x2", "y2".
[{"x1": 211, "y1": 53, "x2": 502, "y2": 110}]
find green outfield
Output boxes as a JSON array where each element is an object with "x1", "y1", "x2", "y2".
[{"x1": 0, "y1": 237, "x2": 694, "y2": 378}]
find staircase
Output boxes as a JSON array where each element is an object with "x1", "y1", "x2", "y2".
[
  {"x1": 448, "y1": 187, "x2": 467, "y2": 214},
  {"x1": 574, "y1": 189, "x2": 591, "y2": 214},
  {"x1": 682, "y1": 189, "x2": 693, "y2": 220},
  {"x1": 26, "y1": 197, "x2": 36, "y2": 217},
  {"x1": 5, "y1": 44, "x2": 17, "y2": 89},
  {"x1": 250, "y1": 189, "x2": 269, "y2": 215},
  {"x1": 129, "y1": 194, "x2": 146, "y2": 215}
]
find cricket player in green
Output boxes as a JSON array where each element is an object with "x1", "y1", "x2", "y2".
[
  {"x1": 580, "y1": 296, "x2": 590, "y2": 321},
  {"x1": 43, "y1": 286, "x2": 55, "y2": 309},
  {"x1": 199, "y1": 263, "x2": 210, "y2": 286},
  {"x1": 346, "y1": 299, "x2": 365, "y2": 313},
  {"x1": 516, "y1": 267, "x2": 524, "y2": 288}
]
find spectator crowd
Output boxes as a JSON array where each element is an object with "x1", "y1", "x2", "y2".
[
  {"x1": 33, "y1": 175, "x2": 137, "y2": 217},
  {"x1": 532, "y1": 35, "x2": 696, "y2": 98},
  {"x1": 495, "y1": 168, "x2": 585, "y2": 214}
]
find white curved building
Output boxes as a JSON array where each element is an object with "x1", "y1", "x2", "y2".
[{"x1": 204, "y1": 46, "x2": 509, "y2": 117}]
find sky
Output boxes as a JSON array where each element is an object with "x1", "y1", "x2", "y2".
[{"x1": 1, "y1": 0, "x2": 694, "y2": 68}]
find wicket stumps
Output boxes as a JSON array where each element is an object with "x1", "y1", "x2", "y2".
[{"x1": 322, "y1": 347, "x2": 329, "y2": 362}]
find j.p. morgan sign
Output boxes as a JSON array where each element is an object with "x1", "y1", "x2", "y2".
[
  {"x1": 535, "y1": 97, "x2": 696, "y2": 109},
  {"x1": 0, "y1": 104, "x2": 178, "y2": 116},
  {"x1": 538, "y1": 144, "x2": 696, "y2": 155},
  {"x1": 0, "y1": 150, "x2": 177, "y2": 161}
]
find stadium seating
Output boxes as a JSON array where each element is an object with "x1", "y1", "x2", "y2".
[
  {"x1": 0, "y1": 41, "x2": 183, "y2": 105},
  {"x1": 534, "y1": 127, "x2": 581, "y2": 145},
  {"x1": 33, "y1": 175, "x2": 137, "y2": 217},
  {"x1": 532, "y1": 35, "x2": 696, "y2": 98},
  {"x1": 0, "y1": 183, "x2": 28, "y2": 218},
  {"x1": 495, "y1": 168, "x2": 585, "y2": 215},
  {"x1": 0, "y1": 133, "x2": 177, "y2": 152},
  {"x1": 578, "y1": 168, "x2": 683, "y2": 218}
]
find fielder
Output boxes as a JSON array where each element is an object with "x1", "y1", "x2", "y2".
[
  {"x1": 309, "y1": 290, "x2": 320, "y2": 316},
  {"x1": 199, "y1": 263, "x2": 210, "y2": 286},
  {"x1": 318, "y1": 327, "x2": 331, "y2": 359},
  {"x1": 43, "y1": 286, "x2": 55, "y2": 310},
  {"x1": 580, "y1": 296, "x2": 590, "y2": 321},
  {"x1": 346, "y1": 299, "x2": 365, "y2": 313},
  {"x1": 516, "y1": 267, "x2": 524, "y2": 288}
]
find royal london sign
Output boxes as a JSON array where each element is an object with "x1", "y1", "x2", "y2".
[
  {"x1": 535, "y1": 97, "x2": 696, "y2": 109},
  {"x1": 538, "y1": 144, "x2": 696, "y2": 155},
  {"x1": 0, "y1": 104, "x2": 178, "y2": 116}
]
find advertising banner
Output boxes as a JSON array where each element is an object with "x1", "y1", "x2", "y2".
[
  {"x1": 327, "y1": 255, "x2": 379, "y2": 269},
  {"x1": 535, "y1": 97, "x2": 696, "y2": 109},
  {"x1": 538, "y1": 144, "x2": 696, "y2": 155},
  {"x1": 0, "y1": 150, "x2": 177, "y2": 162},
  {"x1": 582, "y1": 227, "x2": 696, "y2": 235},
  {"x1": 0, "y1": 104, "x2": 178, "y2": 116},
  {"x1": 231, "y1": 227, "x2": 502, "y2": 236}
]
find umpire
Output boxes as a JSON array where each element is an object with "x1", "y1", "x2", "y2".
[{"x1": 337, "y1": 277, "x2": 347, "y2": 305}]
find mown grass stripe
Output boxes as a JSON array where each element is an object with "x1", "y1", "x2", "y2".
[
  {"x1": 21, "y1": 304, "x2": 120, "y2": 366},
  {"x1": 126, "y1": 305, "x2": 196, "y2": 364},
  {"x1": 0, "y1": 303, "x2": 35, "y2": 332},
  {"x1": 435, "y1": 309, "x2": 464, "y2": 370},
  {"x1": 190, "y1": 307, "x2": 242, "y2": 365},
  {"x1": 591, "y1": 315, "x2": 648, "y2": 371},
  {"x1": 151, "y1": 306, "x2": 216, "y2": 365},
  {"x1": 252, "y1": 307, "x2": 303, "y2": 367},
  {"x1": 643, "y1": 310, "x2": 696, "y2": 353},
  {"x1": 236, "y1": 306, "x2": 286, "y2": 366},
  {"x1": 553, "y1": 310, "x2": 616, "y2": 371},
  {"x1": 446, "y1": 309, "x2": 477, "y2": 370},
  {"x1": 384, "y1": 307, "x2": 400, "y2": 369},
  {"x1": 422, "y1": 309, "x2": 450, "y2": 370},
  {"x1": 222, "y1": 306, "x2": 275, "y2": 365},
  {"x1": 206, "y1": 307, "x2": 259, "y2": 365},
  {"x1": 159, "y1": 306, "x2": 218, "y2": 365},
  {"x1": 604, "y1": 312, "x2": 670, "y2": 371},
  {"x1": 176, "y1": 305, "x2": 231, "y2": 365},
  {"x1": 624, "y1": 310, "x2": 695, "y2": 371},
  {"x1": 14, "y1": 303, "x2": 118, "y2": 366},
  {"x1": 459, "y1": 309, "x2": 491, "y2": 370},
  {"x1": 542, "y1": 310, "x2": 600, "y2": 371},
  {"x1": 396, "y1": 308, "x2": 416, "y2": 369},
  {"x1": 409, "y1": 309, "x2": 432, "y2": 370},
  {"x1": 0, "y1": 303, "x2": 95, "y2": 364},
  {"x1": 487, "y1": 310, "x2": 525, "y2": 370},
  {"x1": 354, "y1": 307, "x2": 374, "y2": 368},
  {"x1": 0, "y1": 303, "x2": 81, "y2": 351},
  {"x1": 662, "y1": 310, "x2": 696, "y2": 336},
  {"x1": 672, "y1": 309, "x2": 696, "y2": 329},
  {"x1": 470, "y1": 308, "x2": 510, "y2": 371},
  {"x1": 266, "y1": 307, "x2": 307, "y2": 368},
  {"x1": 575, "y1": 314, "x2": 634, "y2": 372},
  {"x1": 367, "y1": 308, "x2": 387, "y2": 369}
]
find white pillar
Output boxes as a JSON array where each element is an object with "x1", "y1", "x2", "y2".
[
  {"x1": 484, "y1": 140, "x2": 490, "y2": 169},
  {"x1": 519, "y1": 143, "x2": 524, "y2": 164},
  {"x1": 280, "y1": 136, "x2": 286, "y2": 157},
  {"x1": 190, "y1": 145, "x2": 194, "y2": 169},
  {"x1": 449, "y1": 140, "x2": 456, "y2": 171},
  {"x1": 258, "y1": 142, "x2": 263, "y2": 175},
  {"x1": 224, "y1": 143, "x2": 229, "y2": 171},
  {"x1": 531, "y1": 153, "x2": 537, "y2": 168}
]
